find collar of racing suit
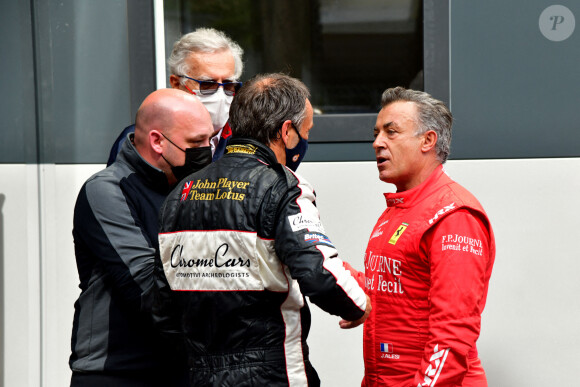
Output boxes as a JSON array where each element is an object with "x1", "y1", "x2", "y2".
[
  {"x1": 383, "y1": 164, "x2": 446, "y2": 209},
  {"x1": 224, "y1": 137, "x2": 280, "y2": 167}
]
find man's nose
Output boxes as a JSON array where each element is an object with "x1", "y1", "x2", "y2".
[{"x1": 373, "y1": 133, "x2": 384, "y2": 149}]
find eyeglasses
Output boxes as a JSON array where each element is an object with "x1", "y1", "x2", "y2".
[{"x1": 178, "y1": 75, "x2": 242, "y2": 96}]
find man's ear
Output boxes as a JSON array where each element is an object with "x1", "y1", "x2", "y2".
[
  {"x1": 421, "y1": 130, "x2": 438, "y2": 153},
  {"x1": 149, "y1": 130, "x2": 164, "y2": 155},
  {"x1": 169, "y1": 74, "x2": 182, "y2": 89},
  {"x1": 268, "y1": 120, "x2": 293, "y2": 165},
  {"x1": 280, "y1": 120, "x2": 293, "y2": 147}
]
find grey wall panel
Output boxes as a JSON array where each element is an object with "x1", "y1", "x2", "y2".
[
  {"x1": 449, "y1": 0, "x2": 580, "y2": 159},
  {"x1": 0, "y1": 0, "x2": 156, "y2": 164},
  {"x1": 0, "y1": 1, "x2": 37, "y2": 163},
  {"x1": 309, "y1": 114, "x2": 376, "y2": 143},
  {"x1": 306, "y1": 114, "x2": 377, "y2": 162},
  {"x1": 127, "y1": 0, "x2": 156, "y2": 118},
  {"x1": 423, "y1": 0, "x2": 450, "y2": 106},
  {"x1": 46, "y1": 1, "x2": 132, "y2": 163}
]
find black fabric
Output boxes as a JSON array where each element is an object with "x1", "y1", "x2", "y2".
[
  {"x1": 70, "y1": 135, "x2": 186, "y2": 379},
  {"x1": 71, "y1": 370, "x2": 187, "y2": 387},
  {"x1": 107, "y1": 124, "x2": 135, "y2": 166},
  {"x1": 189, "y1": 350, "x2": 320, "y2": 387},
  {"x1": 156, "y1": 137, "x2": 366, "y2": 385}
]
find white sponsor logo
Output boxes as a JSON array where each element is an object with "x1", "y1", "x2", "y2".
[
  {"x1": 160, "y1": 232, "x2": 262, "y2": 291},
  {"x1": 417, "y1": 344, "x2": 450, "y2": 387},
  {"x1": 288, "y1": 213, "x2": 325, "y2": 232},
  {"x1": 370, "y1": 229, "x2": 383, "y2": 240},
  {"x1": 304, "y1": 233, "x2": 333, "y2": 245},
  {"x1": 440, "y1": 234, "x2": 483, "y2": 256},
  {"x1": 364, "y1": 251, "x2": 404, "y2": 294},
  {"x1": 428, "y1": 203, "x2": 456, "y2": 225},
  {"x1": 371, "y1": 220, "x2": 389, "y2": 239}
]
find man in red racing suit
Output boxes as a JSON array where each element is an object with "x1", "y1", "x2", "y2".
[{"x1": 362, "y1": 87, "x2": 495, "y2": 386}]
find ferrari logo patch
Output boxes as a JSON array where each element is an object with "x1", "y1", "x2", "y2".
[{"x1": 389, "y1": 223, "x2": 408, "y2": 245}]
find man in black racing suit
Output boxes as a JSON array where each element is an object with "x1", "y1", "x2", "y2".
[{"x1": 156, "y1": 73, "x2": 371, "y2": 386}]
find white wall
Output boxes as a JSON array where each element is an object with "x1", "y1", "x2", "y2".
[
  {"x1": 1, "y1": 158, "x2": 579, "y2": 386},
  {"x1": 0, "y1": 165, "x2": 41, "y2": 387},
  {"x1": 300, "y1": 158, "x2": 580, "y2": 386},
  {"x1": 0, "y1": 164, "x2": 101, "y2": 387}
]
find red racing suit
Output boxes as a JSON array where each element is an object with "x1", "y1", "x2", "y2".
[{"x1": 362, "y1": 166, "x2": 495, "y2": 387}]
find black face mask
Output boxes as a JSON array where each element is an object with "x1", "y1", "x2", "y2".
[
  {"x1": 161, "y1": 133, "x2": 212, "y2": 182},
  {"x1": 285, "y1": 124, "x2": 309, "y2": 172},
  {"x1": 168, "y1": 146, "x2": 212, "y2": 182}
]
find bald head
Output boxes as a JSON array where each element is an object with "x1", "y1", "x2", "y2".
[
  {"x1": 133, "y1": 88, "x2": 213, "y2": 184},
  {"x1": 134, "y1": 89, "x2": 207, "y2": 145}
]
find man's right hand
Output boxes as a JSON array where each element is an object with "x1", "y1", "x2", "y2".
[{"x1": 339, "y1": 295, "x2": 371, "y2": 329}]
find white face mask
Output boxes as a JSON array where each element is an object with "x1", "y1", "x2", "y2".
[{"x1": 195, "y1": 88, "x2": 233, "y2": 133}]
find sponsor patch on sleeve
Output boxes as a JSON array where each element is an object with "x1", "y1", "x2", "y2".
[
  {"x1": 287, "y1": 213, "x2": 325, "y2": 233},
  {"x1": 303, "y1": 232, "x2": 334, "y2": 247}
]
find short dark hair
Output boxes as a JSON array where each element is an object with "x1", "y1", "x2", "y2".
[
  {"x1": 381, "y1": 87, "x2": 453, "y2": 163},
  {"x1": 229, "y1": 73, "x2": 310, "y2": 145}
]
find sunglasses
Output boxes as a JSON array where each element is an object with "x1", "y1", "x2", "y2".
[{"x1": 179, "y1": 75, "x2": 242, "y2": 96}]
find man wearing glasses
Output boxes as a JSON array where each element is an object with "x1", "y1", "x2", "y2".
[{"x1": 107, "y1": 28, "x2": 243, "y2": 166}]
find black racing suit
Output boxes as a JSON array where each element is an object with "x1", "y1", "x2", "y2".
[{"x1": 157, "y1": 138, "x2": 367, "y2": 386}]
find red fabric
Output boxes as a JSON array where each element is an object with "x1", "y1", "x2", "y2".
[
  {"x1": 343, "y1": 261, "x2": 366, "y2": 289},
  {"x1": 362, "y1": 166, "x2": 495, "y2": 387},
  {"x1": 222, "y1": 122, "x2": 232, "y2": 138},
  {"x1": 462, "y1": 357, "x2": 488, "y2": 387}
]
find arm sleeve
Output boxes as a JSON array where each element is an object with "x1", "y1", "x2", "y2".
[
  {"x1": 73, "y1": 176, "x2": 157, "y2": 314},
  {"x1": 150, "y1": 248, "x2": 186, "y2": 346},
  {"x1": 271, "y1": 174, "x2": 367, "y2": 322},
  {"x1": 150, "y1": 192, "x2": 187, "y2": 345},
  {"x1": 343, "y1": 261, "x2": 366, "y2": 289},
  {"x1": 412, "y1": 209, "x2": 491, "y2": 386}
]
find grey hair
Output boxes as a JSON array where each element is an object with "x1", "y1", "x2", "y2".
[
  {"x1": 229, "y1": 73, "x2": 310, "y2": 145},
  {"x1": 167, "y1": 28, "x2": 244, "y2": 80},
  {"x1": 381, "y1": 87, "x2": 453, "y2": 163}
]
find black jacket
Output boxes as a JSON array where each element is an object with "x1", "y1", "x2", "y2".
[
  {"x1": 70, "y1": 134, "x2": 186, "y2": 383},
  {"x1": 157, "y1": 138, "x2": 367, "y2": 386}
]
